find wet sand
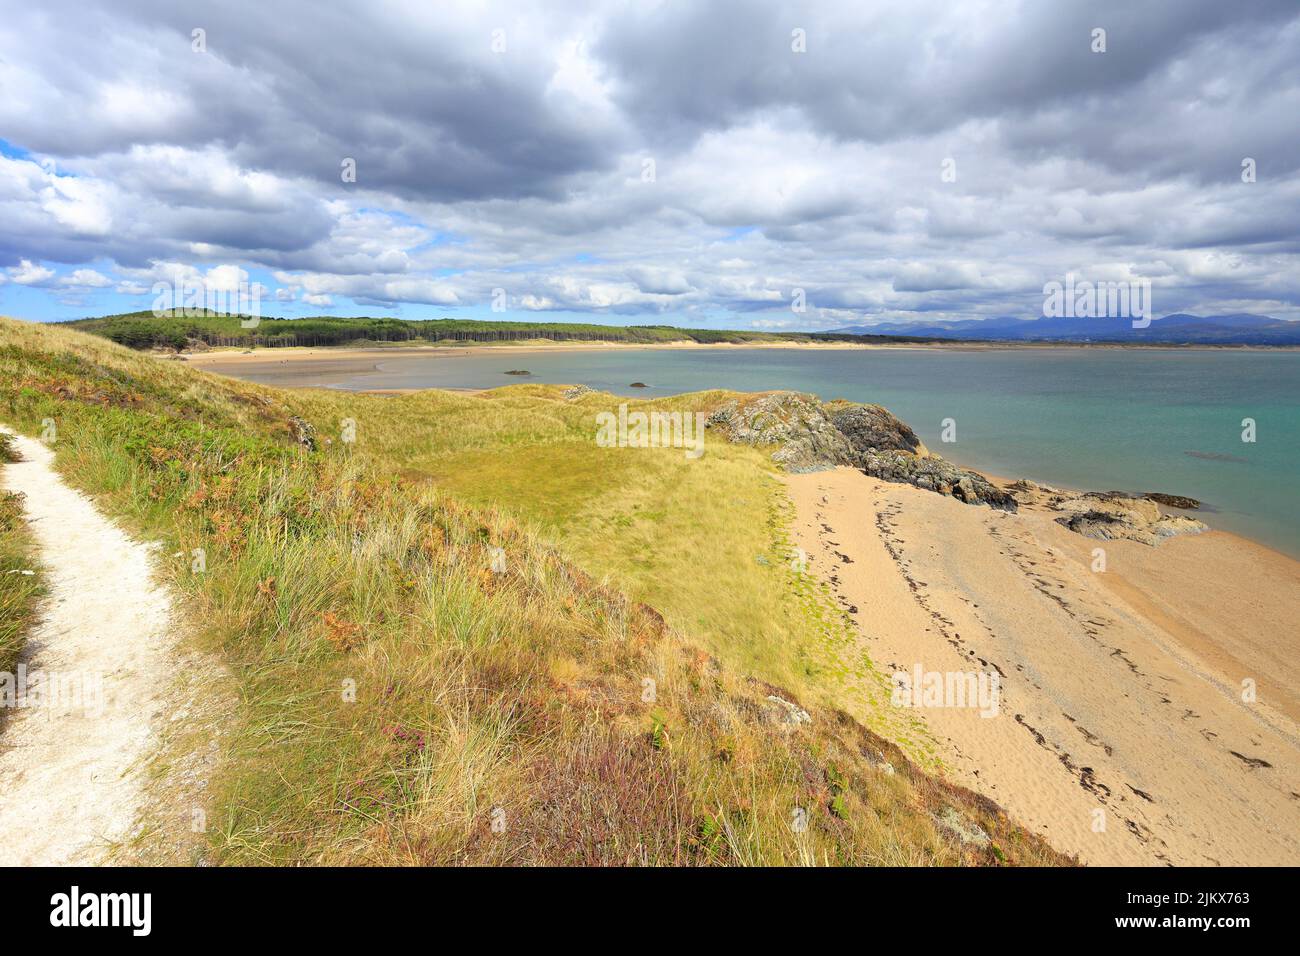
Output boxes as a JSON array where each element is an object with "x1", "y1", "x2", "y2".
[
  {"x1": 785, "y1": 467, "x2": 1300, "y2": 866},
  {"x1": 179, "y1": 336, "x2": 1286, "y2": 388},
  {"x1": 180, "y1": 342, "x2": 926, "y2": 393}
]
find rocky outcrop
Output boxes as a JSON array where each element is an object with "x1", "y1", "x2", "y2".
[
  {"x1": 707, "y1": 392, "x2": 1016, "y2": 511},
  {"x1": 562, "y1": 384, "x2": 594, "y2": 401},
  {"x1": 765, "y1": 695, "x2": 813, "y2": 728},
  {"x1": 288, "y1": 416, "x2": 317, "y2": 451},
  {"x1": 1049, "y1": 492, "x2": 1207, "y2": 546},
  {"x1": 854, "y1": 449, "x2": 1018, "y2": 510},
  {"x1": 707, "y1": 392, "x2": 855, "y2": 474},
  {"x1": 828, "y1": 402, "x2": 928, "y2": 457},
  {"x1": 704, "y1": 391, "x2": 1207, "y2": 540}
]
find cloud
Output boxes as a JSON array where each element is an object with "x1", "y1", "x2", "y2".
[
  {"x1": 59, "y1": 269, "x2": 113, "y2": 288},
  {"x1": 8, "y1": 259, "x2": 55, "y2": 285},
  {"x1": 0, "y1": 0, "x2": 1297, "y2": 323}
]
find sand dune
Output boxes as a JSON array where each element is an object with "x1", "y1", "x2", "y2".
[{"x1": 785, "y1": 467, "x2": 1300, "y2": 866}]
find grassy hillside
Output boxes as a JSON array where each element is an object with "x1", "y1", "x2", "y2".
[
  {"x1": 65, "y1": 311, "x2": 941, "y2": 351},
  {"x1": 0, "y1": 315, "x2": 1069, "y2": 865}
]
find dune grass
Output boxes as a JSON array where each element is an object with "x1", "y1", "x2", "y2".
[
  {"x1": 0, "y1": 478, "x2": 42, "y2": 684},
  {"x1": 0, "y1": 316, "x2": 1071, "y2": 866},
  {"x1": 283, "y1": 384, "x2": 891, "y2": 723}
]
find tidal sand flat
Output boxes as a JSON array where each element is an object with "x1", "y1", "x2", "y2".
[{"x1": 786, "y1": 467, "x2": 1300, "y2": 866}]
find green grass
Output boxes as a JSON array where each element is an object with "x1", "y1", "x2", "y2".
[
  {"x1": 0, "y1": 315, "x2": 1070, "y2": 866},
  {"x1": 0, "y1": 434, "x2": 42, "y2": 688},
  {"x1": 64, "y1": 310, "x2": 944, "y2": 351},
  {"x1": 281, "y1": 383, "x2": 889, "y2": 717}
]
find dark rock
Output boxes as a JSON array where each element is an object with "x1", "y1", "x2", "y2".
[
  {"x1": 629, "y1": 382, "x2": 649, "y2": 388},
  {"x1": 829, "y1": 403, "x2": 926, "y2": 457},
  {"x1": 1143, "y1": 492, "x2": 1200, "y2": 510},
  {"x1": 504, "y1": 369, "x2": 531, "y2": 376},
  {"x1": 1055, "y1": 511, "x2": 1124, "y2": 536},
  {"x1": 858, "y1": 449, "x2": 1017, "y2": 511}
]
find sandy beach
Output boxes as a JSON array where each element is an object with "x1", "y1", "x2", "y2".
[
  {"x1": 179, "y1": 339, "x2": 900, "y2": 368},
  {"x1": 179, "y1": 336, "x2": 1290, "y2": 377},
  {"x1": 785, "y1": 467, "x2": 1300, "y2": 866},
  {"x1": 180, "y1": 343, "x2": 928, "y2": 394},
  {"x1": 179, "y1": 344, "x2": 890, "y2": 393}
]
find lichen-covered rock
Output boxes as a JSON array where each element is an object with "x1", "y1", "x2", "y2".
[
  {"x1": 562, "y1": 384, "x2": 594, "y2": 401},
  {"x1": 934, "y1": 807, "x2": 991, "y2": 848},
  {"x1": 855, "y1": 447, "x2": 1017, "y2": 511},
  {"x1": 707, "y1": 392, "x2": 853, "y2": 473},
  {"x1": 765, "y1": 695, "x2": 813, "y2": 727},
  {"x1": 1051, "y1": 492, "x2": 1207, "y2": 545},
  {"x1": 287, "y1": 416, "x2": 317, "y2": 451},
  {"x1": 829, "y1": 402, "x2": 928, "y2": 457}
]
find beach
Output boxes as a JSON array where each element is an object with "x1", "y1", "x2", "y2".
[
  {"x1": 178, "y1": 340, "x2": 916, "y2": 386},
  {"x1": 785, "y1": 467, "x2": 1300, "y2": 866}
]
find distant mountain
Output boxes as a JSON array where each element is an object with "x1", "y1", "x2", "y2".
[{"x1": 830, "y1": 314, "x2": 1300, "y2": 345}]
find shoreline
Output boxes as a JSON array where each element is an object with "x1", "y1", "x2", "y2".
[
  {"x1": 177, "y1": 338, "x2": 1300, "y2": 366},
  {"x1": 785, "y1": 467, "x2": 1300, "y2": 866},
  {"x1": 181, "y1": 350, "x2": 1300, "y2": 562},
  {"x1": 953, "y1": 464, "x2": 1300, "y2": 568}
]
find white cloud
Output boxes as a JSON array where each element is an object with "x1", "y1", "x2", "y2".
[
  {"x1": 0, "y1": 1, "x2": 1296, "y2": 323},
  {"x1": 60, "y1": 268, "x2": 113, "y2": 288},
  {"x1": 8, "y1": 259, "x2": 55, "y2": 285}
]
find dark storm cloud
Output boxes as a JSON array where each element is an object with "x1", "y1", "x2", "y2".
[{"x1": 2, "y1": 0, "x2": 621, "y2": 202}]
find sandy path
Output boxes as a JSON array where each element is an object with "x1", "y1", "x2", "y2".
[
  {"x1": 787, "y1": 467, "x2": 1300, "y2": 866},
  {"x1": 0, "y1": 428, "x2": 175, "y2": 865}
]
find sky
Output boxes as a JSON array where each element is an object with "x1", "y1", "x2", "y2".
[{"x1": 1, "y1": 0, "x2": 1298, "y2": 328}]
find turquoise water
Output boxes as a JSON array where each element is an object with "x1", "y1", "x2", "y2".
[{"x1": 347, "y1": 348, "x2": 1300, "y2": 557}]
